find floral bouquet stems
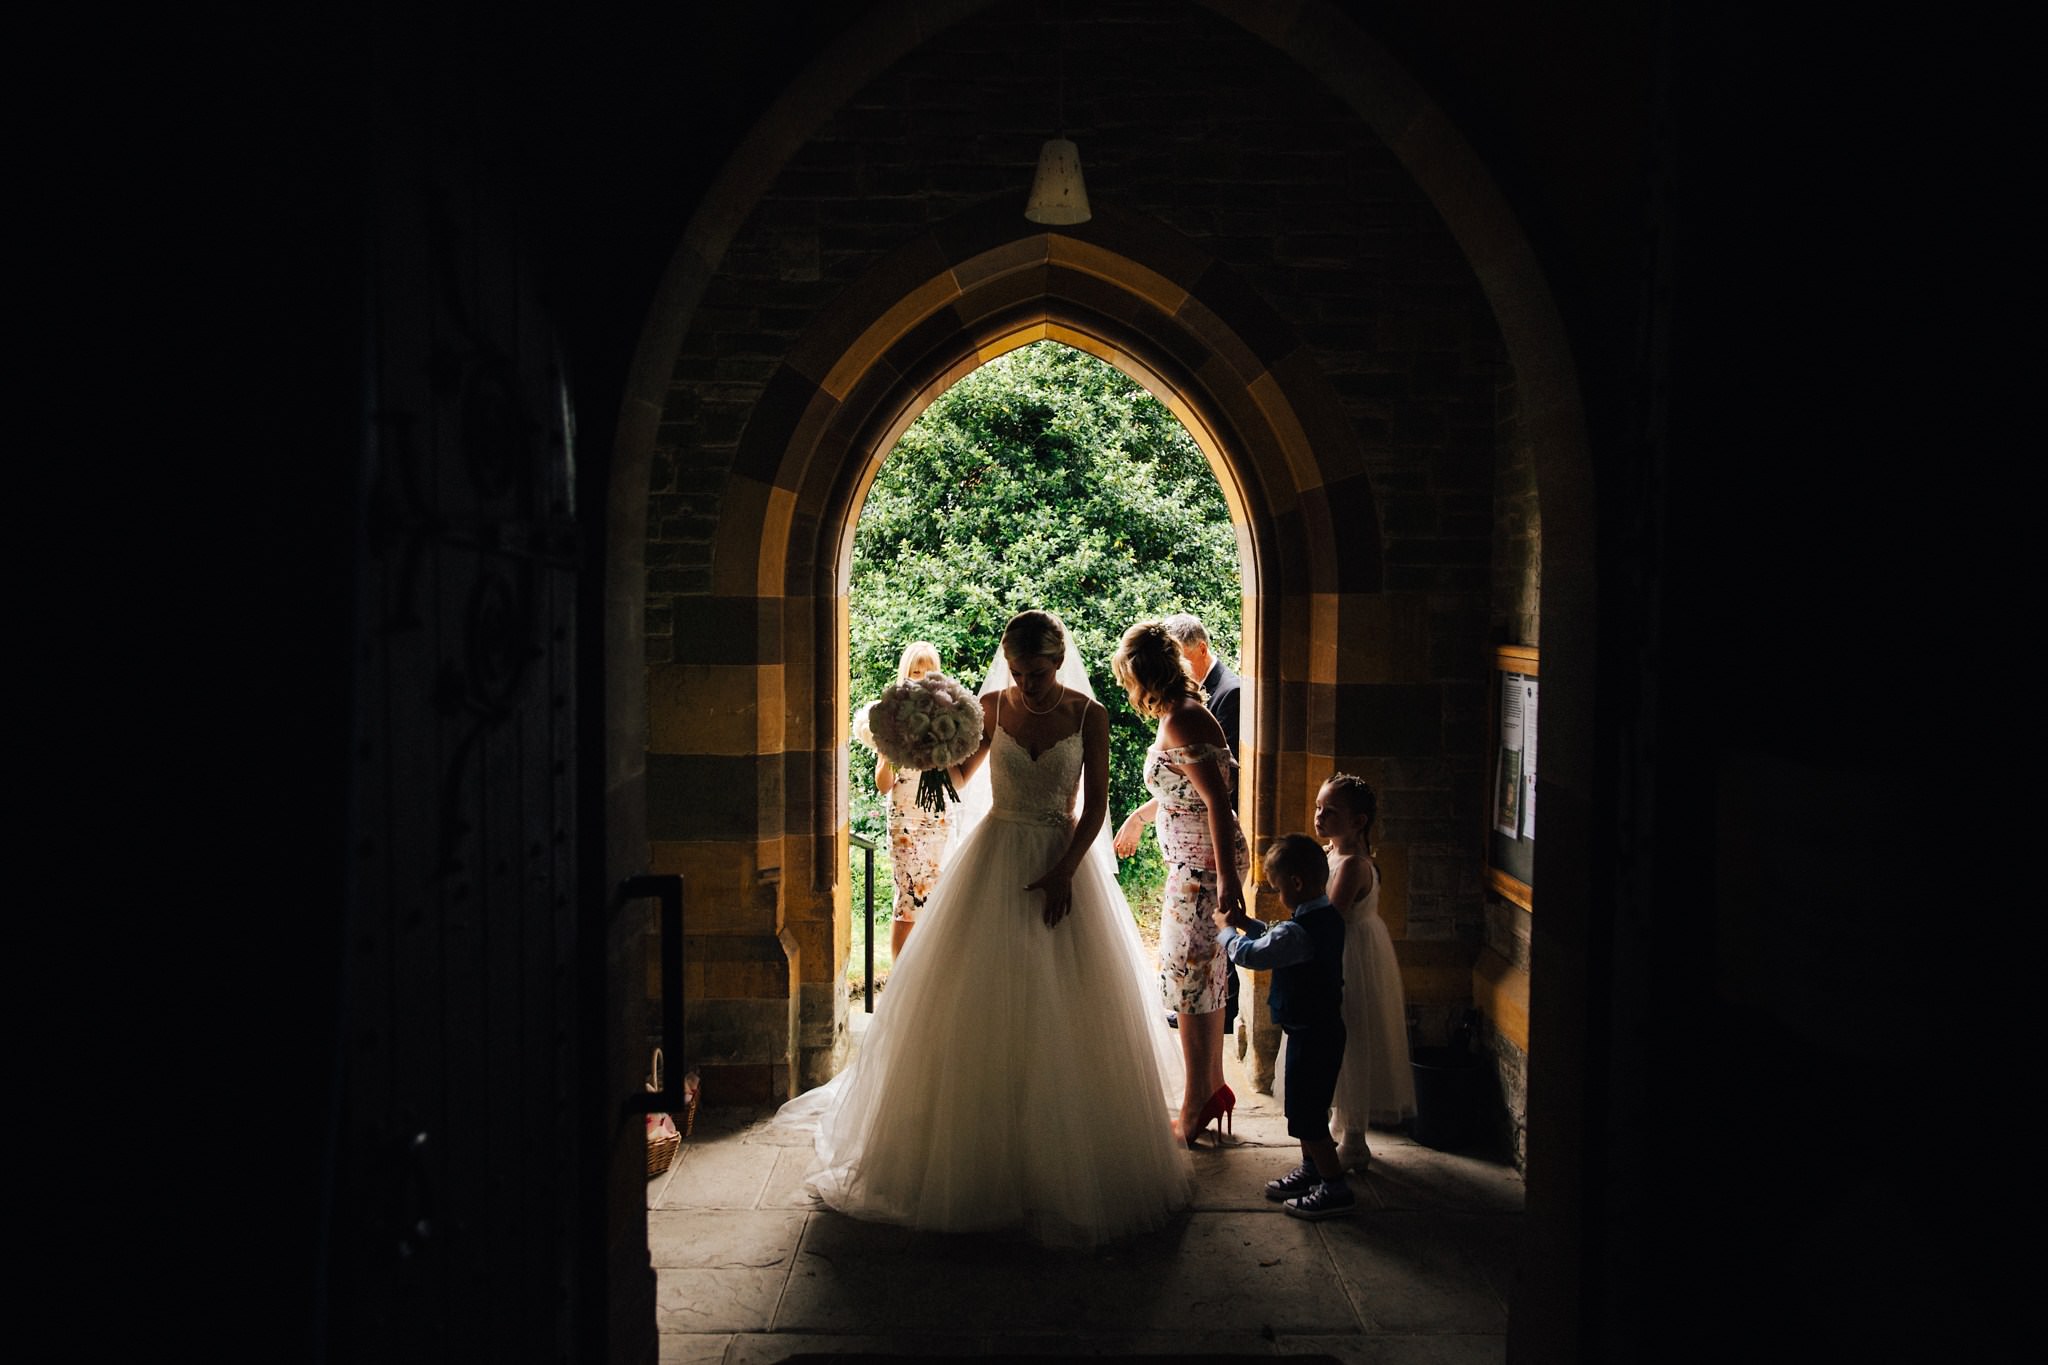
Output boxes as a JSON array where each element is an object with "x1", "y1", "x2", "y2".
[{"x1": 866, "y1": 672, "x2": 984, "y2": 814}]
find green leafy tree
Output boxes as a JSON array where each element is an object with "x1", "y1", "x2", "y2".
[{"x1": 849, "y1": 341, "x2": 1240, "y2": 918}]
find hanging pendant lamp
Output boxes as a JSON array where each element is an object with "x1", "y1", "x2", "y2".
[
  {"x1": 1024, "y1": 137, "x2": 1091, "y2": 224},
  {"x1": 1025, "y1": 2, "x2": 1089, "y2": 224}
]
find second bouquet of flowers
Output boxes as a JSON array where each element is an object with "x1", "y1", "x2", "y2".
[{"x1": 867, "y1": 672, "x2": 984, "y2": 814}]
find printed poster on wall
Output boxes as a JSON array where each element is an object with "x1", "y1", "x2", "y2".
[
  {"x1": 1518, "y1": 675, "x2": 1538, "y2": 839},
  {"x1": 1493, "y1": 674, "x2": 1526, "y2": 837}
]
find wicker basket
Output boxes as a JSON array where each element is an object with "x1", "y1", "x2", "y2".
[
  {"x1": 678, "y1": 1071, "x2": 700, "y2": 1138},
  {"x1": 646, "y1": 1119, "x2": 680, "y2": 1177},
  {"x1": 645, "y1": 1049, "x2": 683, "y2": 1178}
]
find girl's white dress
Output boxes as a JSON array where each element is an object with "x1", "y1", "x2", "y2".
[
  {"x1": 1329, "y1": 859, "x2": 1416, "y2": 1134},
  {"x1": 782, "y1": 710, "x2": 1189, "y2": 1246}
]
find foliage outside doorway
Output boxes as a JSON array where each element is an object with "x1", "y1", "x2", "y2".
[{"x1": 846, "y1": 340, "x2": 1241, "y2": 994}]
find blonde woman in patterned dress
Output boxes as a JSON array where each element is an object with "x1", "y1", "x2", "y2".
[
  {"x1": 1113, "y1": 620, "x2": 1251, "y2": 1146},
  {"x1": 874, "y1": 642, "x2": 953, "y2": 958}
]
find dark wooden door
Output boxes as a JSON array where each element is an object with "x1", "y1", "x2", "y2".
[{"x1": 321, "y1": 65, "x2": 614, "y2": 1361}]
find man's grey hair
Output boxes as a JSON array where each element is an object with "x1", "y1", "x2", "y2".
[{"x1": 1161, "y1": 614, "x2": 1209, "y2": 647}]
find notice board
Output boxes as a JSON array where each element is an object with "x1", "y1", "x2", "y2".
[{"x1": 1487, "y1": 645, "x2": 1537, "y2": 910}]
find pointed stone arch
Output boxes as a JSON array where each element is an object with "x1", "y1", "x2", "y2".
[{"x1": 696, "y1": 199, "x2": 1384, "y2": 1083}]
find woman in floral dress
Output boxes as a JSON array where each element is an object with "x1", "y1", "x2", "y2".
[
  {"x1": 1112, "y1": 620, "x2": 1250, "y2": 1145},
  {"x1": 873, "y1": 642, "x2": 953, "y2": 958}
]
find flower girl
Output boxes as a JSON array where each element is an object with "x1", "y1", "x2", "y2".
[{"x1": 1314, "y1": 774, "x2": 1416, "y2": 1169}]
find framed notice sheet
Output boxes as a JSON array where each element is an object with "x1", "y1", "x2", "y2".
[{"x1": 1487, "y1": 645, "x2": 1537, "y2": 910}]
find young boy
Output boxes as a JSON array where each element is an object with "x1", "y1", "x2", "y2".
[{"x1": 1215, "y1": 833, "x2": 1354, "y2": 1219}]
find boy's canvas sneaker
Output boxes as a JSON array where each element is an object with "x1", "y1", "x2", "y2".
[
  {"x1": 1264, "y1": 1164, "x2": 1319, "y2": 1202},
  {"x1": 1284, "y1": 1179, "x2": 1358, "y2": 1220}
]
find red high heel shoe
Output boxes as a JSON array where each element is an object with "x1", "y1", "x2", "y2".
[{"x1": 1183, "y1": 1084, "x2": 1236, "y2": 1147}]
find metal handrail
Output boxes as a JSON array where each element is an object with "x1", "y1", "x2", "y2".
[
  {"x1": 849, "y1": 833, "x2": 877, "y2": 1012},
  {"x1": 618, "y1": 873, "x2": 686, "y2": 1113}
]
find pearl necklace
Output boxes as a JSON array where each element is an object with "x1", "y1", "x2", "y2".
[{"x1": 1012, "y1": 683, "x2": 1063, "y2": 715}]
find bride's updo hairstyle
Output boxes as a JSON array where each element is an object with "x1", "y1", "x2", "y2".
[
  {"x1": 1001, "y1": 609, "x2": 1069, "y2": 664},
  {"x1": 1112, "y1": 619, "x2": 1207, "y2": 720}
]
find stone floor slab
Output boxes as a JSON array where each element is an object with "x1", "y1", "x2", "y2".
[
  {"x1": 1360, "y1": 1147, "x2": 1525, "y2": 1215},
  {"x1": 1187, "y1": 1143, "x2": 1306, "y2": 1211},
  {"x1": 687, "y1": 1106, "x2": 767, "y2": 1140},
  {"x1": 1278, "y1": 1332, "x2": 1508, "y2": 1363},
  {"x1": 721, "y1": 1330, "x2": 989, "y2": 1363},
  {"x1": 656, "y1": 1332, "x2": 733, "y2": 1364},
  {"x1": 774, "y1": 1206, "x2": 1360, "y2": 1336},
  {"x1": 1056, "y1": 1210, "x2": 1360, "y2": 1334},
  {"x1": 757, "y1": 1144, "x2": 826, "y2": 1210},
  {"x1": 1319, "y1": 1212, "x2": 1509, "y2": 1334},
  {"x1": 658, "y1": 1134, "x2": 783, "y2": 1210},
  {"x1": 733, "y1": 1113, "x2": 816, "y2": 1148},
  {"x1": 989, "y1": 1327, "x2": 1288, "y2": 1356},
  {"x1": 775, "y1": 1212, "x2": 1079, "y2": 1333},
  {"x1": 647, "y1": 1160, "x2": 679, "y2": 1210},
  {"x1": 656, "y1": 1264, "x2": 791, "y2": 1334},
  {"x1": 1440, "y1": 1213, "x2": 1523, "y2": 1305},
  {"x1": 649, "y1": 1209, "x2": 808, "y2": 1270}
]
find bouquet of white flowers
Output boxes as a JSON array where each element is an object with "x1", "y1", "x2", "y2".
[{"x1": 867, "y1": 672, "x2": 984, "y2": 814}]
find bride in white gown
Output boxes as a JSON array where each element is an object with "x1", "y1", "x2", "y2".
[{"x1": 781, "y1": 610, "x2": 1190, "y2": 1246}]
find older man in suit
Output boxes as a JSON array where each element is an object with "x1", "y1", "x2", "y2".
[
  {"x1": 1115, "y1": 613, "x2": 1245, "y2": 1034},
  {"x1": 1169, "y1": 613, "x2": 1239, "y2": 754}
]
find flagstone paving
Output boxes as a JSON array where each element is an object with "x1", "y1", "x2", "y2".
[{"x1": 648, "y1": 1046, "x2": 1520, "y2": 1363}]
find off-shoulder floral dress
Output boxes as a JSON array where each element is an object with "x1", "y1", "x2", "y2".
[{"x1": 1145, "y1": 740, "x2": 1251, "y2": 1015}]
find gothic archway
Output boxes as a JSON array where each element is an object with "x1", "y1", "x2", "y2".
[{"x1": 717, "y1": 210, "x2": 1377, "y2": 1088}]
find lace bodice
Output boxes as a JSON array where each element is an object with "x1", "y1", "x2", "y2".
[{"x1": 989, "y1": 725, "x2": 1083, "y2": 828}]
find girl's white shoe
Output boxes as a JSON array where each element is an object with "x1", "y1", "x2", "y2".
[{"x1": 1335, "y1": 1131, "x2": 1373, "y2": 1171}]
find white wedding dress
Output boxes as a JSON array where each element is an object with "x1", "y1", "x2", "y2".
[{"x1": 782, "y1": 694, "x2": 1190, "y2": 1246}]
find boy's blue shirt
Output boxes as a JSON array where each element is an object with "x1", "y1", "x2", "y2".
[
  {"x1": 1219, "y1": 894, "x2": 1335, "y2": 970},
  {"x1": 1223, "y1": 894, "x2": 1346, "y2": 1030}
]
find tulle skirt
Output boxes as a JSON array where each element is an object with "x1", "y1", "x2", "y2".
[
  {"x1": 781, "y1": 812, "x2": 1190, "y2": 1246},
  {"x1": 1329, "y1": 905, "x2": 1416, "y2": 1133}
]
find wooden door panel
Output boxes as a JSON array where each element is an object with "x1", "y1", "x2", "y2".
[{"x1": 330, "y1": 80, "x2": 592, "y2": 1360}]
